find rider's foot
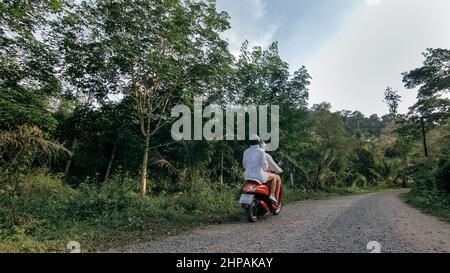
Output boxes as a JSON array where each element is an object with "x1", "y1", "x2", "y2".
[{"x1": 269, "y1": 195, "x2": 278, "y2": 204}]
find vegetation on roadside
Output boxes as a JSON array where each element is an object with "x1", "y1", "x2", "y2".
[
  {"x1": 403, "y1": 191, "x2": 450, "y2": 223},
  {"x1": 403, "y1": 153, "x2": 450, "y2": 222},
  {"x1": 0, "y1": 169, "x2": 386, "y2": 253}
]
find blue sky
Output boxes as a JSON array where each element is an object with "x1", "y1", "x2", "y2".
[{"x1": 216, "y1": 0, "x2": 450, "y2": 116}]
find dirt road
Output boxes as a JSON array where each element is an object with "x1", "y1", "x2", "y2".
[{"x1": 121, "y1": 189, "x2": 450, "y2": 253}]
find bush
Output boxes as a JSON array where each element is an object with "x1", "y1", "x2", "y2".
[
  {"x1": 411, "y1": 157, "x2": 437, "y2": 192},
  {"x1": 72, "y1": 174, "x2": 139, "y2": 220},
  {"x1": 3, "y1": 171, "x2": 77, "y2": 226},
  {"x1": 406, "y1": 153, "x2": 450, "y2": 222},
  {"x1": 410, "y1": 153, "x2": 450, "y2": 194},
  {"x1": 435, "y1": 155, "x2": 450, "y2": 194},
  {"x1": 0, "y1": 204, "x2": 41, "y2": 238},
  {"x1": 405, "y1": 190, "x2": 450, "y2": 222}
]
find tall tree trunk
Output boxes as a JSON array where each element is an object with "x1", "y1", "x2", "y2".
[
  {"x1": 64, "y1": 138, "x2": 77, "y2": 181},
  {"x1": 141, "y1": 113, "x2": 151, "y2": 195},
  {"x1": 420, "y1": 117, "x2": 428, "y2": 157},
  {"x1": 104, "y1": 138, "x2": 119, "y2": 181}
]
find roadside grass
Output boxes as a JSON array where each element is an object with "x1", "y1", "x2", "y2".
[
  {"x1": 283, "y1": 182, "x2": 398, "y2": 204},
  {"x1": 0, "y1": 171, "x2": 393, "y2": 253},
  {"x1": 402, "y1": 190, "x2": 450, "y2": 223}
]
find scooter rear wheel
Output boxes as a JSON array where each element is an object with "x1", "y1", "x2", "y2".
[{"x1": 245, "y1": 200, "x2": 259, "y2": 222}]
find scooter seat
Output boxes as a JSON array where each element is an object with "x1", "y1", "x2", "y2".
[{"x1": 245, "y1": 178, "x2": 264, "y2": 184}]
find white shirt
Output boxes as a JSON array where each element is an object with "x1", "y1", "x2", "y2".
[{"x1": 242, "y1": 145, "x2": 269, "y2": 183}]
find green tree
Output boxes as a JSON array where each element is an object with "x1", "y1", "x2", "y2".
[
  {"x1": 402, "y1": 48, "x2": 450, "y2": 157},
  {"x1": 384, "y1": 87, "x2": 409, "y2": 187},
  {"x1": 60, "y1": 0, "x2": 232, "y2": 194},
  {"x1": 308, "y1": 103, "x2": 348, "y2": 190},
  {"x1": 0, "y1": 0, "x2": 63, "y2": 132},
  {"x1": 231, "y1": 42, "x2": 311, "y2": 188},
  {"x1": 232, "y1": 41, "x2": 310, "y2": 108}
]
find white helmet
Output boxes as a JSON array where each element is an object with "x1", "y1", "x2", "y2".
[
  {"x1": 259, "y1": 141, "x2": 266, "y2": 151},
  {"x1": 249, "y1": 134, "x2": 261, "y2": 146}
]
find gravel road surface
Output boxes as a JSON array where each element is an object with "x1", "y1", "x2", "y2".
[{"x1": 120, "y1": 189, "x2": 450, "y2": 253}]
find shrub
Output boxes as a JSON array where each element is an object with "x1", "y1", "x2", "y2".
[
  {"x1": 405, "y1": 190, "x2": 450, "y2": 222},
  {"x1": 10, "y1": 171, "x2": 77, "y2": 225},
  {"x1": 71, "y1": 173, "x2": 141, "y2": 222},
  {"x1": 434, "y1": 155, "x2": 450, "y2": 194},
  {"x1": 410, "y1": 153, "x2": 450, "y2": 194}
]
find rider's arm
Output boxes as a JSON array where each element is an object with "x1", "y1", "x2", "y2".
[
  {"x1": 266, "y1": 153, "x2": 283, "y2": 174},
  {"x1": 260, "y1": 149, "x2": 269, "y2": 171}
]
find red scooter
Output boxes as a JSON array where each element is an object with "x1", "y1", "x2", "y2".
[{"x1": 239, "y1": 173, "x2": 283, "y2": 222}]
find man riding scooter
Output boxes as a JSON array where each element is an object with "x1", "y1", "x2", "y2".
[{"x1": 242, "y1": 137, "x2": 283, "y2": 204}]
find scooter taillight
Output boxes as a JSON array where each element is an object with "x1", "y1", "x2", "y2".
[{"x1": 243, "y1": 184, "x2": 257, "y2": 192}]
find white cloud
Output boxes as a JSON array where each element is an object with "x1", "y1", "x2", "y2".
[
  {"x1": 218, "y1": 0, "x2": 279, "y2": 56},
  {"x1": 305, "y1": 0, "x2": 450, "y2": 116},
  {"x1": 366, "y1": 0, "x2": 382, "y2": 6}
]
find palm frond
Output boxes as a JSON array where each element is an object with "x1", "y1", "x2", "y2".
[
  {"x1": 0, "y1": 125, "x2": 72, "y2": 168},
  {"x1": 149, "y1": 149, "x2": 179, "y2": 176}
]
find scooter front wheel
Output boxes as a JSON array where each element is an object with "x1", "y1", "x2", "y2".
[{"x1": 245, "y1": 200, "x2": 259, "y2": 222}]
